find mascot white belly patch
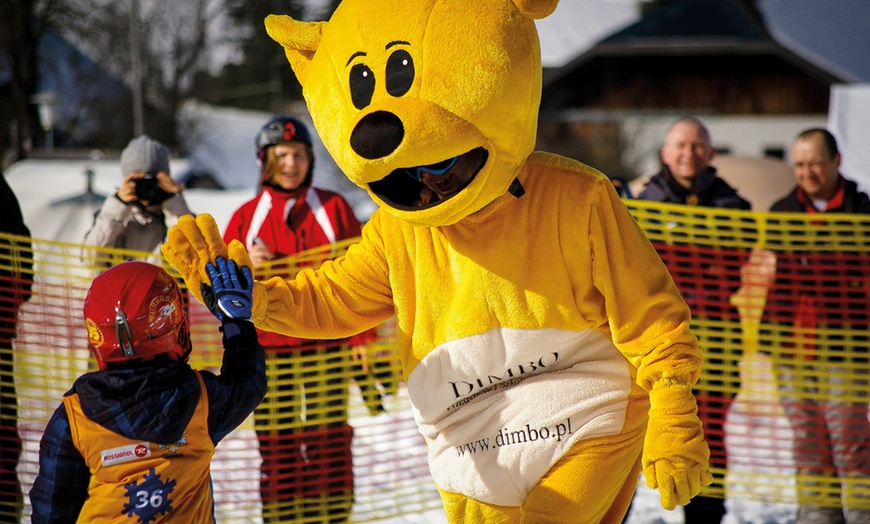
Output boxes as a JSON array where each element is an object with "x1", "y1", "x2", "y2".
[{"x1": 410, "y1": 327, "x2": 631, "y2": 505}]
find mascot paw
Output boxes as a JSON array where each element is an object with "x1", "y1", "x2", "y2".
[
  {"x1": 162, "y1": 214, "x2": 230, "y2": 305},
  {"x1": 645, "y1": 458, "x2": 713, "y2": 510},
  {"x1": 642, "y1": 383, "x2": 713, "y2": 510}
]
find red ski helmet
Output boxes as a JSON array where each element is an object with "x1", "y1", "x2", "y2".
[{"x1": 83, "y1": 261, "x2": 190, "y2": 370}]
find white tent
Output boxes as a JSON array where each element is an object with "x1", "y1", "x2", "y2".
[{"x1": 828, "y1": 84, "x2": 870, "y2": 194}]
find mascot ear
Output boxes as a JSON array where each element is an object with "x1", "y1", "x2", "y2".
[
  {"x1": 512, "y1": 0, "x2": 559, "y2": 19},
  {"x1": 264, "y1": 14, "x2": 325, "y2": 85}
]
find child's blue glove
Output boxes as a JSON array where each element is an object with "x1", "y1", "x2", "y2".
[{"x1": 203, "y1": 256, "x2": 253, "y2": 321}]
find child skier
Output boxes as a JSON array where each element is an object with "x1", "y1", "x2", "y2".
[{"x1": 30, "y1": 257, "x2": 264, "y2": 522}]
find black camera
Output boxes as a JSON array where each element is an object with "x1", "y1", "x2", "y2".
[{"x1": 134, "y1": 174, "x2": 165, "y2": 203}]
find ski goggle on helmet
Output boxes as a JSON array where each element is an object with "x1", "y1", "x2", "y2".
[{"x1": 83, "y1": 261, "x2": 191, "y2": 370}]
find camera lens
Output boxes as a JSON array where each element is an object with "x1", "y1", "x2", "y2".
[{"x1": 134, "y1": 177, "x2": 162, "y2": 202}]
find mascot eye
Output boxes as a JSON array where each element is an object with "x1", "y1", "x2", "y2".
[
  {"x1": 350, "y1": 63, "x2": 375, "y2": 109},
  {"x1": 386, "y1": 50, "x2": 414, "y2": 97}
]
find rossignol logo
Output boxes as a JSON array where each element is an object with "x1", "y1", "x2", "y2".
[{"x1": 102, "y1": 443, "x2": 151, "y2": 466}]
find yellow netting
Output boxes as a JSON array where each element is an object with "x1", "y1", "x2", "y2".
[
  {"x1": 1, "y1": 201, "x2": 869, "y2": 521},
  {"x1": 3, "y1": 236, "x2": 434, "y2": 523},
  {"x1": 627, "y1": 200, "x2": 870, "y2": 509}
]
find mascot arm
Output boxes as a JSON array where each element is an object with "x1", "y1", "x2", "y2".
[
  {"x1": 586, "y1": 179, "x2": 701, "y2": 378},
  {"x1": 163, "y1": 214, "x2": 395, "y2": 339},
  {"x1": 254, "y1": 241, "x2": 395, "y2": 338},
  {"x1": 586, "y1": 179, "x2": 712, "y2": 509}
]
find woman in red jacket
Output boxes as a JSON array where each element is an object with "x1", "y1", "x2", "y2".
[{"x1": 224, "y1": 116, "x2": 381, "y2": 524}]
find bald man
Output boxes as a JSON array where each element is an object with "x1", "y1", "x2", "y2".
[
  {"x1": 634, "y1": 117, "x2": 749, "y2": 524},
  {"x1": 639, "y1": 117, "x2": 750, "y2": 209}
]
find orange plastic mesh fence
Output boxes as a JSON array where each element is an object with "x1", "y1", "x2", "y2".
[{"x1": 1, "y1": 200, "x2": 870, "y2": 520}]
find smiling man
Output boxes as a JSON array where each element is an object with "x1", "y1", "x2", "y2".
[
  {"x1": 773, "y1": 127, "x2": 867, "y2": 211},
  {"x1": 634, "y1": 116, "x2": 749, "y2": 524},
  {"x1": 768, "y1": 128, "x2": 870, "y2": 524},
  {"x1": 409, "y1": 148, "x2": 487, "y2": 206},
  {"x1": 638, "y1": 117, "x2": 750, "y2": 209}
]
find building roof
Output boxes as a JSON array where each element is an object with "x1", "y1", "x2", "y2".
[
  {"x1": 0, "y1": 29, "x2": 131, "y2": 148},
  {"x1": 543, "y1": 0, "x2": 841, "y2": 89},
  {"x1": 756, "y1": 0, "x2": 870, "y2": 83},
  {"x1": 600, "y1": 0, "x2": 768, "y2": 45},
  {"x1": 540, "y1": 0, "x2": 870, "y2": 88}
]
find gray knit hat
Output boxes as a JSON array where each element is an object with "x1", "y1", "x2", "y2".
[{"x1": 120, "y1": 135, "x2": 170, "y2": 176}]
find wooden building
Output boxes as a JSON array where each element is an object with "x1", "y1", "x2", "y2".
[{"x1": 536, "y1": 0, "x2": 842, "y2": 182}]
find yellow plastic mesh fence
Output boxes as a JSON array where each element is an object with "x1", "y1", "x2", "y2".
[
  {"x1": 0, "y1": 200, "x2": 868, "y2": 521},
  {"x1": 3, "y1": 236, "x2": 435, "y2": 523},
  {"x1": 627, "y1": 200, "x2": 870, "y2": 510}
]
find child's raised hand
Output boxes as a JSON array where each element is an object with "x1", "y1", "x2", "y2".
[{"x1": 204, "y1": 257, "x2": 254, "y2": 322}]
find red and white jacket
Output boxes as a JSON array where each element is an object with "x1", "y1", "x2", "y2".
[{"x1": 224, "y1": 184, "x2": 371, "y2": 348}]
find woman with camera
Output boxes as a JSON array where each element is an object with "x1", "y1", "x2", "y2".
[{"x1": 82, "y1": 135, "x2": 193, "y2": 270}]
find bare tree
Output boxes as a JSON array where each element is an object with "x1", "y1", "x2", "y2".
[
  {"x1": 0, "y1": 0, "x2": 78, "y2": 163},
  {"x1": 0, "y1": 0, "x2": 335, "y2": 159},
  {"x1": 60, "y1": 0, "x2": 232, "y2": 147},
  {"x1": 0, "y1": 0, "x2": 233, "y2": 154},
  {"x1": 190, "y1": 0, "x2": 309, "y2": 113},
  {"x1": 143, "y1": 0, "x2": 229, "y2": 140}
]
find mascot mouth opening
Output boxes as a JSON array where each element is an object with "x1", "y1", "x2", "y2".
[{"x1": 369, "y1": 147, "x2": 489, "y2": 210}]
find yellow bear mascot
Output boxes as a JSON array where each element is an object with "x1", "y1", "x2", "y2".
[{"x1": 163, "y1": 0, "x2": 712, "y2": 522}]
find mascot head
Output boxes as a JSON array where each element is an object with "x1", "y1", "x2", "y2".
[{"x1": 266, "y1": 0, "x2": 557, "y2": 227}]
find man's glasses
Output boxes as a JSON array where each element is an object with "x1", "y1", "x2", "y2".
[{"x1": 403, "y1": 156, "x2": 459, "y2": 181}]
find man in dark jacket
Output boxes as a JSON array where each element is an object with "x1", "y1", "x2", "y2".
[
  {"x1": 768, "y1": 128, "x2": 870, "y2": 524},
  {"x1": 0, "y1": 169, "x2": 32, "y2": 523},
  {"x1": 770, "y1": 128, "x2": 870, "y2": 214},
  {"x1": 634, "y1": 117, "x2": 750, "y2": 524},
  {"x1": 639, "y1": 117, "x2": 751, "y2": 210}
]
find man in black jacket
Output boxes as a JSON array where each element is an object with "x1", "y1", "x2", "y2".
[
  {"x1": 639, "y1": 117, "x2": 751, "y2": 209},
  {"x1": 634, "y1": 117, "x2": 750, "y2": 524},
  {"x1": 0, "y1": 168, "x2": 32, "y2": 523}
]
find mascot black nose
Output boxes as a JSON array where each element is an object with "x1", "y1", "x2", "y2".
[{"x1": 350, "y1": 111, "x2": 404, "y2": 159}]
